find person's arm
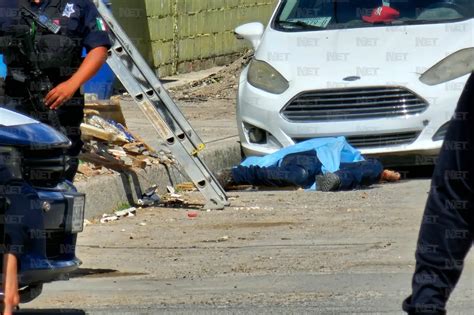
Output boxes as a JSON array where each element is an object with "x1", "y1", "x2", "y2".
[
  {"x1": 44, "y1": 46, "x2": 108, "y2": 110},
  {"x1": 2, "y1": 253, "x2": 19, "y2": 315}
]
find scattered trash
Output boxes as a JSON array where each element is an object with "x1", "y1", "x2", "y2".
[
  {"x1": 100, "y1": 207, "x2": 136, "y2": 224},
  {"x1": 161, "y1": 191, "x2": 203, "y2": 208},
  {"x1": 138, "y1": 186, "x2": 161, "y2": 207},
  {"x1": 202, "y1": 235, "x2": 230, "y2": 243},
  {"x1": 76, "y1": 98, "x2": 177, "y2": 181},
  {"x1": 218, "y1": 235, "x2": 229, "y2": 242},
  {"x1": 100, "y1": 214, "x2": 119, "y2": 224},
  {"x1": 139, "y1": 222, "x2": 147, "y2": 226},
  {"x1": 187, "y1": 211, "x2": 199, "y2": 218},
  {"x1": 169, "y1": 51, "x2": 252, "y2": 102},
  {"x1": 114, "y1": 207, "x2": 137, "y2": 218}
]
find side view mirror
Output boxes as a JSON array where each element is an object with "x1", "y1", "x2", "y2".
[
  {"x1": 420, "y1": 48, "x2": 474, "y2": 85},
  {"x1": 234, "y1": 22, "x2": 265, "y2": 51}
]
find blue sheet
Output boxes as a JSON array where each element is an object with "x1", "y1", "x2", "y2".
[{"x1": 240, "y1": 137, "x2": 365, "y2": 190}]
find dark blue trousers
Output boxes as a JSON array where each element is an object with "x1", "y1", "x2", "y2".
[
  {"x1": 403, "y1": 74, "x2": 474, "y2": 314},
  {"x1": 232, "y1": 150, "x2": 322, "y2": 188},
  {"x1": 232, "y1": 150, "x2": 383, "y2": 190},
  {"x1": 337, "y1": 159, "x2": 384, "y2": 190}
]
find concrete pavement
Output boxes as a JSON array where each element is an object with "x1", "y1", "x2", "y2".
[{"x1": 27, "y1": 180, "x2": 474, "y2": 314}]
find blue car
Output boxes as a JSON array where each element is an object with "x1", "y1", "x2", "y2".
[{"x1": 0, "y1": 108, "x2": 84, "y2": 303}]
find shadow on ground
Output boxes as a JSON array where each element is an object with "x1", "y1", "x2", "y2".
[
  {"x1": 15, "y1": 310, "x2": 85, "y2": 314},
  {"x1": 69, "y1": 268, "x2": 147, "y2": 279},
  {"x1": 397, "y1": 165, "x2": 435, "y2": 180}
]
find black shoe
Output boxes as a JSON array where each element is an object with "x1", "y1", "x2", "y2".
[
  {"x1": 316, "y1": 173, "x2": 341, "y2": 192},
  {"x1": 215, "y1": 168, "x2": 235, "y2": 189}
]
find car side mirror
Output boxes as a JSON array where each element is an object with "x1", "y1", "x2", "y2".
[{"x1": 234, "y1": 22, "x2": 265, "y2": 50}]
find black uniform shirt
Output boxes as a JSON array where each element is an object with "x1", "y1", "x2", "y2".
[
  {"x1": 27, "y1": 0, "x2": 112, "y2": 52},
  {"x1": 2, "y1": 0, "x2": 111, "y2": 87}
]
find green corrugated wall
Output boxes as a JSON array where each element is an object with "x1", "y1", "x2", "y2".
[{"x1": 112, "y1": 0, "x2": 278, "y2": 77}]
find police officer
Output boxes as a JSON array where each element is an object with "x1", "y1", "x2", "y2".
[
  {"x1": 2, "y1": 0, "x2": 111, "y2": 181},
  {"x1": 1, "y1": 1, "x2": 110, "y2": 313},
  {"x1": 403, "y1": 73, "x2": 474, "y2": 314}
]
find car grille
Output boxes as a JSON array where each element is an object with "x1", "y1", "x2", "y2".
[
  {"x1": 346, "y1": 132, "x2": 420, "y2": 148},
  {"x1": 294, "y1": 131, "x2": 420, "y2": 149},
  {"x1": 281, "y1": 87, "x2": 429, "y2": 122},
  {"x1": 22, "y1": 148, "x2": 68, "y2": 188}
]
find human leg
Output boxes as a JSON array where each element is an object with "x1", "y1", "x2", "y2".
[
  {"x1": 338, "y1": 159, "x2": 384, "y2": 188},
  {"x1": 231, "y1": 164, "x2": 310, "y2": 187},
  {"x1": 56, "y1": 97, "x2": 85, "y2": 182},
  {"x1": 232, "y1": 151, "x2": 321, "y2": 188},
  {"x1": 403, "y1": 74, "x2": 474, "y2": 314}
]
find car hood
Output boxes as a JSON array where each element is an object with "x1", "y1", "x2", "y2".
[
  {"x1": 255, "y1": 20, "x2": 473, "y2": 87},
  {"x1": 0, "y1": 108, "x2": 70, "y2": 148}
]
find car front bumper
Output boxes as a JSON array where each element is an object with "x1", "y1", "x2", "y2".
[
  {"x1": 19, "y1": 256, "x2": 82, "y2": 285},
  {"x1": 237, "y1": 67, "x2": 464, "y2": 160},
  {"x1": 2, "y1": 181, "x2": 85, "y2": 286}
]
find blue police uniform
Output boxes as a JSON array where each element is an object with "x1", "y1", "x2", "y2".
[
  {"x1": 1, "y1": 0, "x2": 111, "y2": 180},
  {"x1": 403, "y1": 74, "x2": 474, "y2": 314}
]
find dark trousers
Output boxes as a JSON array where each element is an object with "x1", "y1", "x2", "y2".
[
  {"x1": 232, "y1": 150, "x2": 322, "y2": 188},
  {"x1": 337, "y1": 159, "x2": 384, "y2": 190},
  {"x1": 3, "y1": 80, "x2": 84, "y2": 181},
  {"x1": 403, "y1": 74, "x2": 474, "y2": 314},
  {"x1": 232, "y1": 150, "x2": 383, "y2": 190}
]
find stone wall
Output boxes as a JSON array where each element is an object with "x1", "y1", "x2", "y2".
[{"x1": 112, "y1": 0, "x2": 277, "y2": 77}]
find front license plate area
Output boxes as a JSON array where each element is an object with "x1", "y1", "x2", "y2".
[{"x1": 66, "y1": 195, "x2": 85, "y2": 233}]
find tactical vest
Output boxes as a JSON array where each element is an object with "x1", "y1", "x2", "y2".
[{"x1": 5, "y1": 0, "x2": 82, "y2": 75}]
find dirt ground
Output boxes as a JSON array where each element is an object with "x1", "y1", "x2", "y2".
[
  {"x1": 18, "y1": 55, "x2": 474, "y2": 314},
  {"x1": 27, "y1": 180, "x2": 474, "y2": 314}
]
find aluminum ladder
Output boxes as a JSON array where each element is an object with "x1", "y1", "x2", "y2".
[{"x1": 94, "y1": 1, "x2": 229, "y2": 210}]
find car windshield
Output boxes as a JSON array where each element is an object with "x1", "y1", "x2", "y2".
[{"x1": 274, "y1": 0, "x2": 474, "y2": 31}]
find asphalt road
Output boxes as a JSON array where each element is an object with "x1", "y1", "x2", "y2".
[{"x1": 24, "y1": 179, "x2": 474, "y2": 314}]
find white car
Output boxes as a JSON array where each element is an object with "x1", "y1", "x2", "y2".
[{"x1": 235, "y1": 0, "x2": 473, "y2": 164}]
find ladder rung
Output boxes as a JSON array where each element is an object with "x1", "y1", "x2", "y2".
[{"x1": 96, "y1": 1, "x2": 229, "y2": 209}]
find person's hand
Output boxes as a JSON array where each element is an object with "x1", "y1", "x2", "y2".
[{"x1": 44, "y1": 79, "x2": 80, "y2": 110}]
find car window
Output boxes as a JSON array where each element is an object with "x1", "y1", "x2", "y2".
[{"x1": 274, "y1": 0, "x2": 474, "y2": 31}]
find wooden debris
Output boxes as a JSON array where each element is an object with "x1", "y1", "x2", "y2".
[
  {"x1": 81, "y1": 123, "x2": 128, "y2": 144},
  {"x1": 79, "y1": 152, "x2": 132, "y2": 172},
  {"x1": 131, "y1": 157, "x2": 147, "y2": 169},
  {"x1": 85, "y1": 95, "x2": 127, "y2": 126},
  {"x1": 176, "y1": 182, "x2": 197, "y2": 192},
  {"x1": 79, "y1": 96, "x2": 175, "y2": 176},
  {"x1": 78, "y1": 163, "x2": 96, "y2": 177}
]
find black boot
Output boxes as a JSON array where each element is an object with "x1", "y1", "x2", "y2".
[
  {"x1": 215, "y1": 168, "x2": 235, "y2": 189},
  {"x1": 315, "y1": 172, "x2": 341, "y2": 192}
]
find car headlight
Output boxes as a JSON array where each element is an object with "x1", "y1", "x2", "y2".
[
  {"x1": 420, "y1": 48, "x2": 474, "y2": 85},
  {"x1": 0, "y1": 147, "x2": 23, "y2": 180},
  {"x1": 247, "y1": 59, "x2": 289, "y2": 94}
]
